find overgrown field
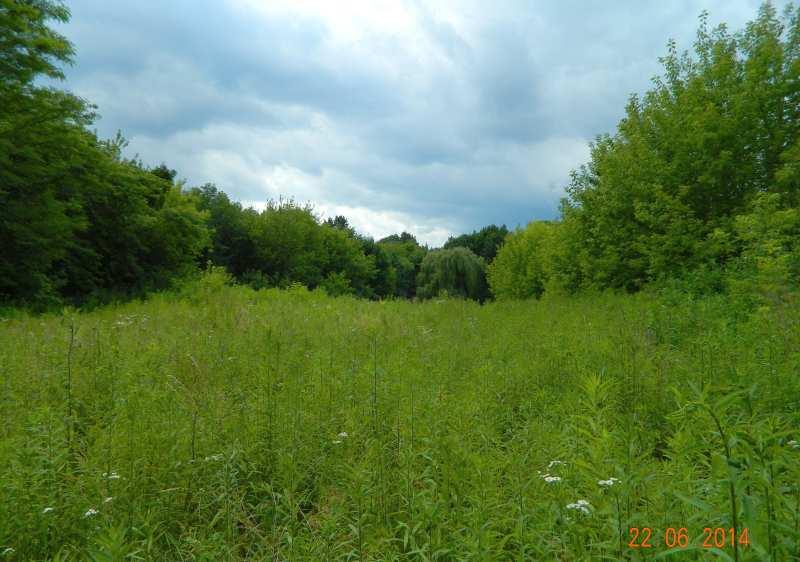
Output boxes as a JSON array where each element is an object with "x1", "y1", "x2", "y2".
[{"x1": 1, "y1": 282, "x2": 799, "y2": 560}]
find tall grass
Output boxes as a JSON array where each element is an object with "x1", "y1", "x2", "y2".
[{"x1": 0, "y1": 282, "x2": 798, "y2": 560}]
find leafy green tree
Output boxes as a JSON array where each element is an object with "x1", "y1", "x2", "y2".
[
  {"x1": 0, "y1": 0, "x2": 74, "y2": 85},
  {"x1": 560, "y1": 3, "x2": 800, "y2": 291},
  {"x1": 416, "y1": 247, "x2": 487, "y2": 300},
  {"x1": 728, "y1": 192, "x2": 800, "y2": 305},
  {"x1": 487, "y1": 221, "x2": 559, "y2": 300},
  {"x1": 191, "y1": 184, "x2": 258, "y2": 277},
  {"x1": 0, "y1": 0, "x2": 91, "y2": 304},
  {"x1": 245, "y1": 200, "x2": 324, "y2": 287},
  {"x1": 324, "y1": 215, "x2": 356, "y2": 236},
  {"x1": 444, "y1": 224, "x2": 509, "y2": 262},
  {"x1": 1, "y1": 1, "x2": 211, "y2": 306},
  {"x1": 378, "y1": 233, "x2": 427, "y2": 298},
  {"x1": 320, "y1": 224, "x2": 377, "y2": 297},
  {"x1": 359, "y1": 237, "x2": 398, "y2": 298}
]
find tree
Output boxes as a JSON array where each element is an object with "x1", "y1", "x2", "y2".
[
  {"x1": 378, "y1": 234, "x2": 427, "y2": 298},
  {"x1": 191, "y1": 184, "x2": 258, "y2": 277},
  {"x1": 444, "y1": 224, "x2": 509, "y2": 262},
  {"x1": 416, "y1": 247, "x2": 488, "y2": 301},
  {"x1": 0, "y1": 0, "x2": 91, "y2": 304},
  {"x1": 487, "y1": 221, "x2": 559, "y2": 300},
  {"x1": 560, "y1": 3, "x2": 800, "y2": 291},
  {"x1": 319, "y1": 224, "x2": 377, "y2": 297},
  {"x1": 379, "y1": 232, "x2": 418, "y2": 244},
  {"x1": 0, "y1": 0, "x2": 74, "y2": 86},
  {"x1": 245, "y1": 200, "x2": 324, "y2": 287},
  {"x1": 359, "y1": 237, "x2": 397, "y2": 298}
]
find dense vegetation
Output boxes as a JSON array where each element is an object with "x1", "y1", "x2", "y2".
[
  {"x1": 1, "y1": 281, "x2": 799, "y2": 560},
  {"x1": 489, "y1": 4, "x2": 800, "y2": 303},
  {"x1": 0, "y1": 1, "x2": 435, "y2": 308},
  {"x1": 3, "y1": 1, "x2": 800, "y2": 560},
  {"x1": 5, "y1": 3, "x2": 800, "y2": 309},
  {"x1": 443, "y1": 225, "x2": 509, "y2": 262}
]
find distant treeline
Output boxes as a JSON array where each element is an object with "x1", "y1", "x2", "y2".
[{"x1": 2, "y1": 1, "x2": 799, "y2": 309}]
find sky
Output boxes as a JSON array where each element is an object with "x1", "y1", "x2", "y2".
[{"x1": 54, "y1": 0, "x2": 786, "y2": 246}]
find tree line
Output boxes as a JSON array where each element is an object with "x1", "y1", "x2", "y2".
[
  {"x1": 3, "y1": 1, "x2": 799, "y2": 309},
  {"x1": 0, "y1": 0, "x2": 506, "y2": 308}
]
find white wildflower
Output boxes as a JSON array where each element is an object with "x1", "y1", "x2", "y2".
[
  {"x1": 42, "y1": 507, "x2": 54, "y2": 514},
  {"x1": 542, "y1": 474, "x2": 562, "y2": 484},
  {"x1": 204, "y1": 454, "x2": 224, "y2": 462},
  {"x1": 1, "y1": 547, "x2": 14, "y2": 556},
  {"x1": 547, "y1": 460, "x2": 566, "y2": 469},
  {"x1": 84, "y1": 508, "x2": 99, "y2": 518},
  {"x1": 566, "y1": 499, "x2": 591, "y2": 515},
  {"x1": 338, "y1": 431, "x2": 349, "y2": 439},
  {"x1": 104, "y1": 497, "x2": 114, "y2": 503},
  {"x1": 598, "y1": 477, "x2": 621, "y2": 488},
  {"x1": 102, "y1": 471, "x2": 120, "y2": 480},
  {"x1": 789, "y1": 440, "x2": 799, "y2": 450}
]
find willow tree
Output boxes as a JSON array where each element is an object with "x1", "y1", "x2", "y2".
[{"x1": 416, "y1": 247, "x2": 488, "y2": 301}]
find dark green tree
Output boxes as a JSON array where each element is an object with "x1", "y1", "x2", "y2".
[
  {"x1": 0, "y1": 0, "x2": 90, "y2": 304},
  {"x1": 191, "y1": 184, "x2": 258, "y2": 278},
  {"x1": 0, "y1": 2, "x2": 210, "y2": 305},
  {"x1": 378, "y1": 233, "x2": 427, "y2": 298},
  {"x1": 444, "y1": 224, "x2": 509, "y2": 262}
]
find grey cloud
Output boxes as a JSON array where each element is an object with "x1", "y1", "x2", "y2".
[{"x1": 55, "y1": 0, "x2": 792, "y2": 244}]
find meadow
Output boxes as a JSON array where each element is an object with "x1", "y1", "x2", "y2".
[{"x1": 1, "y1": 277, "x2": 799, "y2": 561}]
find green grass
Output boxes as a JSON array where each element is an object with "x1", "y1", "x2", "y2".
[{"x1": 1, "y1": 282, "x2": 799, "y2": 560}]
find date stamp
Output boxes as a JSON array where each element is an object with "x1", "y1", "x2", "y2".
[{"x1": 628, "y1": 527, "x2": 750, "y2": 550}]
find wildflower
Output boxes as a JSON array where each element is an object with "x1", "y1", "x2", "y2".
[
  {"x1": 104, "y1": 497, "x2": 114, "y2": 503},
  {"x1": 42, "y1": 507, "x2": 54, "y2": 514},
  {"x1": 84, "y1": 508, "x2": 99, "y2": 518},
  {"x1": 566, "y1": 499, "x2": 591, "y2": 515},
  {"x1": 548, "y1": 460, "x2": 566, "y2": 469},
  {"x1": 204, "y1": 454, "x2": 224, "y2": 462},
  {"x1": 542, "y1": 474, "x2": 562, "y2": 484},
  {"x1": 338, "y1": 431, "x2": 349, "y2": 439},
  {"x1": 1, "y1": 548, "x2": 14, "y2": 556},
  {"x1": 789, "y1": 440, "x2": 799, "y2": 450},
  {"x1": 102, "y1": 471, "x2": 120, "y2": 480},
  {"x1": 598, "y1": 477, "x2": 620, "y2": 488}
]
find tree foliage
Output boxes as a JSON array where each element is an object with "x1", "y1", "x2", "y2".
[
  {"x1": 487, "y1": 221, "x2": 559, "y2": 300},
  {"x1": 444, "y1": 224, "x2": 508, "y2": 262},
  {"x1": 0, "y1": 1, "x2": 209, "y2": 306},
  {"x1": 557, "y1": 4, "x2": 800, "y2": 293},
  {"x1": 377, "y1": 233, "x2": 428, "y2": 298},
  {"x1": 417, "y1": 247, "x2": 488, "y2": 300},
  {"x1": 6, "y1": 0, "x2": 799, "y2": 309}
]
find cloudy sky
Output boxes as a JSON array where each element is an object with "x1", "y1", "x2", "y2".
[{"x1": 55, "y1": 0, "x2": 785, "y2": 245}]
